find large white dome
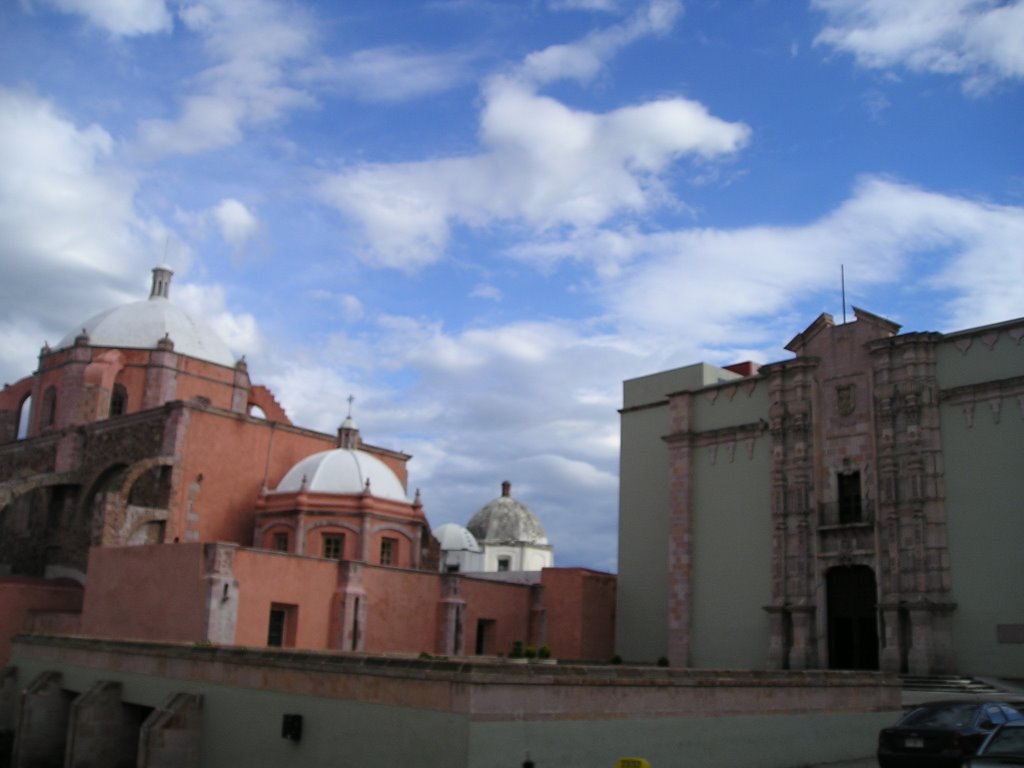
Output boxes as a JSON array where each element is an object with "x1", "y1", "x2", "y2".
[
  {"x1": 274, "y1": 448, "x2": 408, "y2": 502},
  {"x1": 56, "y1": 266, "x2": 236, "y2": 368}
]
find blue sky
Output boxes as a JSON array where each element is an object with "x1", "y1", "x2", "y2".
[{"x1": 1, "y1": 0, "x2": 1022, "y2": 571}]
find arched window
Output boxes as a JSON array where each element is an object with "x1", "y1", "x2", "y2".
[
  {"x1": 41, "y1": 386, "x2": 57, "y2": 428},
  {"x1": 109, "y1": 384, "x2": 128, "y2": 417},
  {"x1": 16, "y1": 394, "x2": 32, "y2": 439}
]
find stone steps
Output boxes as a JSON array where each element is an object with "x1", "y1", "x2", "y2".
[{"x1": 900, "y1": 675, "x2": 1005, "y2": 695}]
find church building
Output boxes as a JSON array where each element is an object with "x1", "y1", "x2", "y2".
[
  {"x1": 617, "y1": 308, "x2": 1023, "y2": 677},
  {"x1": 0, "y1": 267, "x2": 615, "y2": 668}
]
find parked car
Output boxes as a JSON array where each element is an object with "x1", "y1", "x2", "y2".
[
  {"x1": 965, "y1": 720, "x2": 1024, "y2": 766},
  {"x1": 877, "y1": 700, "x2": 1024, "y2": 768}
]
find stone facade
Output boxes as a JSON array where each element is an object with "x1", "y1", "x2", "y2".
[{"x1": 621, "y1": 308, "x2": 1024, "y2": 676}]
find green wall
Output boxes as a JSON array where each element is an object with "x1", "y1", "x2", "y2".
[
  {"x1": 617, "y1": 401, "x2": 672, "y2": 662},
  {"x1": 9, "y1": 655, "x2": 897, "y2": 768},
  {"x1": 940, "y1": 397, "x2": 1024, "y2": 677},
  {"x1": 690, "y1": 433, "x2": 773, "y2": 669},
  {"x1": 936, "y1": 329, "x2": 1024, "y2": 677}
]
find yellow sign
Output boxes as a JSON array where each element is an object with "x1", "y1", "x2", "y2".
[{"x1": 615, "y1": 759, "x2": 650, "y2": 768}]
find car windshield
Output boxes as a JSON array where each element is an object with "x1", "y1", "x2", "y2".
[
  {"x1": 900, "y1": 704, "x2": 978, "y2": 729},
  {"x1": 985, "y1": 728, "x2": 1024, "y2": 756}
]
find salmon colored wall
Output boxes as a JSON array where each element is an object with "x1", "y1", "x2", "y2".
[
  {"x1": 170, "y1": 356, "x2": 239, "y2": 409},
  {"x1": 459, "y1": 577, "x2": 533, "y2": 657},
  {"x1": 174, "y1": 410, "x2": 335, "y2": 545},
  {"x1": 359, "y1": 566, "x2": 441, "y2": 653},
  {"x1": 542, "y1": 569, "x2": 617, "y2": 661},
  {"x1": 79, "y1": 544, "x2": 208, "y2": 643},
  {"x1": 0, "y1": 577, "x2": 83, "y2": 666},
  {"x1": 231, "y1": 549, "x2": 338, "y2": 649}
]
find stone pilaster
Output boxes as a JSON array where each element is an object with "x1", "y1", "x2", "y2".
[
  {"x1": 332, "y1": 561, "x2": 367, "y2": 652},
  {"x1": 437, "y1": 574, "x2": 466, "y2": 656},
  {"x1": 202, "y1": 543, "x2": 239, "y2": 645},
  {"x1": 664, "y1": 391, "x2": 694, "y2": 667}
]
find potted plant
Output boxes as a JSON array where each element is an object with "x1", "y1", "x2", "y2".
[{"x1": 508, "y1": 640, "x2": 527, "y2": 663}]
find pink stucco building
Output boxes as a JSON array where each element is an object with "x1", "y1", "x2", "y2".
[{"x1": 0, "y1": 267, "x2": 616, "y2": 667}]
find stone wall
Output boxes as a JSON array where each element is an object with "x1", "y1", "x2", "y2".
[{"x1": 6, "y1": 634, "x2": 901, "y2": 768}]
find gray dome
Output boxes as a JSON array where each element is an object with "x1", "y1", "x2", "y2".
[
  {"x1": 57, "y1": 266, "x2": 236, "y2": 368},
  {"x1": 466, "y1": 481, "x2": 548, "y2": 545}
]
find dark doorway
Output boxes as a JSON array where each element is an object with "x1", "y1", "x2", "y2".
[
  {"x1": 826, "y1": 565, "x2": 879, "y2": 670},
  {"x1": 475, "y1": 619, "x2": 496, "y2": 655}
]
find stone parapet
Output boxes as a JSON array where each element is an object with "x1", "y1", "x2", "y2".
[{"x1": 10, "y1": 634, "x2": 900, "y2": 720}]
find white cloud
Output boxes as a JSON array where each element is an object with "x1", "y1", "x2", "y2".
[
  {"x1": 211, "y1": 198, "x2": 259, "y2": 248},
  {"x1": 813, "y1": 0, "x2": 1024, "y2": 92},
  {"x1": 319, "y1": 77, "x2": 749, "y2": 270},
  {"x1": 314, "y1": 1, "x2": 739, "y2": 272},
  {"x1": 138, "y1": 0, "x2": 316, "y2": 154},
  {"x1": 470, "y1": 284, "x2": 503, "y2": 301},
  {"x1": 34, "y1": 0, "x2": 172, "y2": 36},
  {"x1": 521, "y1": 0, "x2": 681, "y2": 86},
  {"x1": 174, "y1": 281, "x2": 262, "y2": 358},
  {"x1": 549, "y1": 0, "x2": 620, "y2": 11},
  {"x1": 545, "y1": 176, "x2": 1024, "y2": 349},
  {"x1": 0, "y1": 87, "x2": 157, "y2": 382},
  {"x1": 301, "y1": 47, "x2": 474, "y2": 102}
]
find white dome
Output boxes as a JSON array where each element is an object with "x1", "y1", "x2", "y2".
[
  {"x1": 274, "y1": 448, "x2": 408, "y2": 502},
  {"x1": 433, "y1": 523, "x2": 481, "y2": 553},
  {"x1": 57, "y1": 267, "x2": 236, "y2": 367}
]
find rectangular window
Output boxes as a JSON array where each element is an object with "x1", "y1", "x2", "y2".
[
  {"x1": 273, "y1": 532, "x2": 289, "y2": 552},
  {"x1": 323, "y1": 533, "x2": 343, "y2": 560},
  {"x1": 380, "y1": 537, "x2": 397, "y2": 566},
  {"x1": 267, "y1": 604, "x2": 297, "y2": 647},
  {"x1": 497, "y1": 556, "x2": 510, "y2": 572},
  {"x1": 267, "y1": 608, "x2": 286, "y2": 647},
  {"x1": 837, "y1": 471, "x2": 862, "y2": 524}
]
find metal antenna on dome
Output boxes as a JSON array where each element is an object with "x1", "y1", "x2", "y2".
[{"x1": 346, "y1": 394, "x2": 355, "y2": 419}]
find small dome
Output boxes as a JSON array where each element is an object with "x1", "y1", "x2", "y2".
[
  {"x1": 467, "y1": 481, "x2": 548, "y2": 545},
  {"x1": 274, "y1": 448, "x2": 407, "y2": 502},
  {"x1": 433, "y1": 523, "x2": 481, "y2": 553},
  {"x1": 56, "y1": 267, "x2": 235, "y2": 368}
]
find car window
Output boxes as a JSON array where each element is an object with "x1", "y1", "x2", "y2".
[
  {"x1": 1000, "y1": 706, "x2": 1024, "y2": 722},
  {"x1": 983, "y1": 727, "x2": 1024, "y2": 756},
  {"x1": 900, "y1": 704, "x2": 978, "y2": 729},
  {"x1": 985, "y1": 706, "x2": 1007, "y2": 726}
]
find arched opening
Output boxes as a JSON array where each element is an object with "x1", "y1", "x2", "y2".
[
  {"x1": 109, "y1": 383, "x2": 128, "y2": 417},
  {"x1": 247, "y1": 403, "x2": 267, "y2": 419},
  {"x1": 16, "y1": 393, "x2": 32, "y2": 439},
  {"x1": 41, "y1": 386, "x2": 57, "y2": 428},
  {"x1": 83, "y1": 464, "x2": 129, "y2": 547},
  {"x1": 826, "y1": 565, "x2": 879, "y2": 670}
]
